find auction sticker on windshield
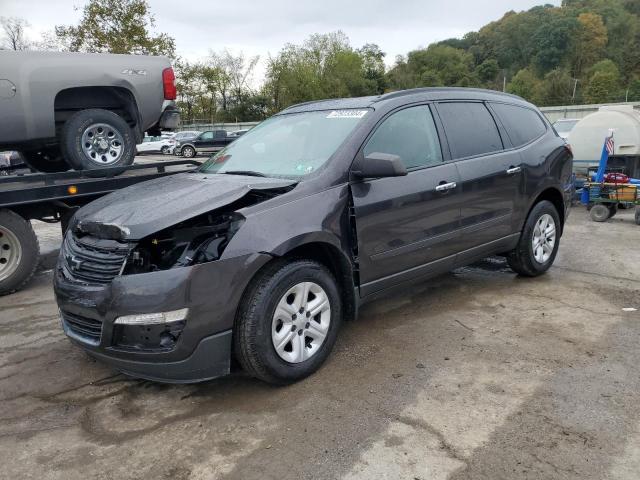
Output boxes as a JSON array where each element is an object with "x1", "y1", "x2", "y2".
[{"x1": 326, "y1": 110, "x2": 368, "y2": 119}]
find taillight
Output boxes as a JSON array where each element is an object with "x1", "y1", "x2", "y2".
[{"x1": 162, "y1": 67, "x2": 177, "y2": 100}]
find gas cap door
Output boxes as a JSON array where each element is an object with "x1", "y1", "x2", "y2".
[{"x1": 0, "y1": 80, "x2": 17, "y2": 98}]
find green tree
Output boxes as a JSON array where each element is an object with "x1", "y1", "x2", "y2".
[
  {"x1": 537, "y1": 68, "x2": 574, "y2": 106},
  {"x1": 357, "y1": 43, "x2": 387, "y2": 93},
  {"x1": 55, "y1": 0, "x2": 175, "y2": 56},
  {"x1": 570, "y1": 13, "x2": 607, "y2": 77},
  {"x1": 507, "y1": 68, "x2": 540, "y2": 103},
  {"x1": 626, "y1": 79, "x2": 640, "y2": 101},
  {"x1": 476, "y1": 59, "x2": 500, "y2": 83},
  {"x1": 585, "y1": 71, "x2": 622, "y2": 103}
]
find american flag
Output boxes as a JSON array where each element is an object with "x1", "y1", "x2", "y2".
[{"x1": 605, "y1": 132, "x2": 615, "y2": 156}]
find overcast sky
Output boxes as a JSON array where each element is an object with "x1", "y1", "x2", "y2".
[{"x1": 3, "y1": 0, "x2": 561, "y2": 82}]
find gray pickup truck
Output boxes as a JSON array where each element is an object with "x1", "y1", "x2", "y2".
[{"x1": 0, "y1": 51, "x2": 179, "y2": 172}]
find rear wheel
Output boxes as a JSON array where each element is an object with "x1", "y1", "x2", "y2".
[
  {"x1": 590, "y1": 204, "x2": 610, "y2": 222},
  {"x1": 507, "y1": 200, "x2": 561, "y2": 277},
  {"x1": 0, "y1": 209, "x2": 39, "y2": 295},
  {"x1": 608, "y1": 204, "x2": 618, "y2": 218},
  {"x1": 61, "y1": 108, "x2": 135, "y2": 171},
  {"x1": 234, "y1": 259, "x2": 342, "y2": 384},
  {"x1": 635, "y1": 207, "x2": 640, "y2": 226},
  {"x1": 181, "y1": 145, "x2": 196, "y2": 158}
]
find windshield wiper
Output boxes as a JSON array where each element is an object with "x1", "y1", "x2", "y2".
[{"x1": 221, "y1": 170, "x2": 268, "y2": 177}]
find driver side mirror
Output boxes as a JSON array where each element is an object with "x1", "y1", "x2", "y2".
[{"x1": 351, "y1": 152, "x2": 407, "y2": 179}]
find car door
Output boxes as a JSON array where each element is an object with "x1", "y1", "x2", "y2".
[
  {"x1": 434, "y1": 101, "x2": 521, "y2": 263},
  {"x1": 197, "y1": 131, "x2": 215, "y2": 152},
  {"x1": 212, "y1": 130, "x2": 228, "y2": 151},
  {"x1": 351, "y1": 104, "x2": 462, "y2": 297}
]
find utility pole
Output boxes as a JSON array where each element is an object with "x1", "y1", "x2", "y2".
[
  {"x1": 571, "y1": 78, "x2": 579, "y2": 104},
  {"x1": 503, "y1": 76, "x2": 506, "y2": 93}
]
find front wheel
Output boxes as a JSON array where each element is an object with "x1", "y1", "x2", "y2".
[
  {"x1": 161, "y1": 146, "x2": 170, "y2": 155},
  {"x1": 507, "y1": 200, "x2": 561, "y2": 277},
  {"x1": 61, "y1": 108, "x2": 135, "y2": 171},
  {"x1": 0, "y1": 209, "x2": 40, "y2": 295},
  {"x1": 234, "y1": 260, "x2": 342, "y2": 384}
]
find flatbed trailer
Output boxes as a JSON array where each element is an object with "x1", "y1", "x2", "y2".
[{"x1": 0, "y1": 160, "x2": 201, "y2": 295}]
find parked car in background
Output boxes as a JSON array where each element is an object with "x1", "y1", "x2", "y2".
[
  {"x1": 0, "y1": 151, "x2": 23, "y2": 170},
  {"x1": 136, "y1": 135, "x2": 176, "y2": 155},
  {"x1": 176, "y1": 130, "x2": 235, "y2": 157},
  {"x1": 172, "y1": 131, "x2": 201, "y2": 142},
  {"x1": 55, "y1": 88, "x2": 572, "y2": 385},
  {"x1": 0, "y1": 50, "x2": 179, "y2": 172},
  {"x1": 552, "y1": 118, "x2": 579, "y2": 139}
]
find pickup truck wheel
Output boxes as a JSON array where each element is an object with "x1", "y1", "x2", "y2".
[
  {"x1": 21, "y1": 148, "x2": 71, "y2": 173},
  {"x1": 0, "y1": 209, "x2": 39, "y2": 296},
  {"x1": 507, "y1": 200, "x2": 560, "y2": 277},
  {"x1": 61, "y1": 109, "x2": 135, "y2": 172},
  {"x1": 181, "y1": 145, "x2": 196, "y2": 158},
  {"x1": 234, "y1": 259, "x2": 342, "y2": 385}
]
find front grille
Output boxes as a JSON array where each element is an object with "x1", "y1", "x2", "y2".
[
  {"x1": 62, "y1": 232, "x2": 132, "y2": 284},
  {"x1": 62, "y1": 311, "x2": 103, "y2": 344}
]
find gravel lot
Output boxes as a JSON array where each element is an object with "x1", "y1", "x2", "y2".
[{"x1": 1, "y1": 206, "x2": 639, "y2": 480}]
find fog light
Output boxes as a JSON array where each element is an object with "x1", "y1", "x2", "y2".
[{"x1": 114, "y1": 308, "x2": 189, "y2": 325}]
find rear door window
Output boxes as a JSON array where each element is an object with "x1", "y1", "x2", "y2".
[
  {"x1": 436, "y1": 102, "x2": 503, "y2": 159},
  {"x1": 491, "y1": 103, "x2": 547, "y2": 147},
  {"x1": 363, "y1": 105, "x2": 443, "y2": 170}
]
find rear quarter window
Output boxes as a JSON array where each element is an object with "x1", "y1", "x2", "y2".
[
  {"x1": 436, "y1": 102, "x2": 503, "y2": 159},
  {"x1": 491, "y1": 103, "x2": 547, "y2": 147}
]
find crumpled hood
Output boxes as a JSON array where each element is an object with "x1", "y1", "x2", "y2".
[{"x1": 74, "y1": 173, "x2": 297, "y2": 240}]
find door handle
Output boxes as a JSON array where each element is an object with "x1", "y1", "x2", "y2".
[
  {"x1": 506, "y1": 166, "x2": 522, "y2": 174},
  {"x1": 435, "y1": 181, "x2": 457, "y2": 192}
]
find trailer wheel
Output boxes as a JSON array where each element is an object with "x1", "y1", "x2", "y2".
[
  {"x1": 608, "y1": 204, "x2": 618, "y2": 219},
  {"x1": 61, "y1": 109, "x2": 135, "y2": 172},
  {"x1": 590, "y1": 204, "x2": 610, "y2": 222},
  {"x1": 635, "y1": 208, "x2": 640, "y2": 226},
  {"x1": 0, "y1": 210, "x2": 39, "y2": 296}
]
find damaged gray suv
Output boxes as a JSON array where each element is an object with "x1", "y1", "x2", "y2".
[{"x1": 54, "y1": 88, "x2": 573, "y2": 384}]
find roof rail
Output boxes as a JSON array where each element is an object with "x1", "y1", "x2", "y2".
[{"x1": 376, "y1": 87, "x2": 522, "y2": 102}]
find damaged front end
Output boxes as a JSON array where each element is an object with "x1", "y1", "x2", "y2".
[
  {"x1": 55, "y1": 176, "x2": 295, "y2": 381},
  {"x1": 123, "y1": 211, "x2": 245, "y2": 275}
]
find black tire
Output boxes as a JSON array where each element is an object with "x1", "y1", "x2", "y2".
[
  {"x1": 507, "y1": 200, "x2": 561, "y2": 277},
  {"x1": 161, "y1": 146, "x2": 170, "y2": 155},
  {"x1": 61, "y1": 109, "x2": 135, "y2": 172},
  {"x1": 590, "y1": 204, "x2": 610, "y2": 222},
  {"x1": 21, "y1": 147, "x2": 71, "y2": 173},
  {"x1": 635, "y1": 208, "x2": 640, "y2": 226},
  {"x1": 181, "y1": 145, "x2": 196, "y2": 158},
  {"x1": 234, "y1": 259, "x2": 343, "y2": 385},
  {"x1": 0, "y1": 209, "x2": 40, "y2": 296},
  {"x1": 608, "y1": 204, "x2": 618, "y2": 218}
]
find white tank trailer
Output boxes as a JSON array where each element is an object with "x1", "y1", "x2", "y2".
[{"x1": 568, "y1": 105, "x2": 640, "y2": 178}]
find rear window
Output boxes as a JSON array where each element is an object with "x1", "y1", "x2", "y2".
[
  {"x1": 491, "y1": 103, "x2": 547, "y2": 147},
  {"x1": 436, "y1": 102, "x2": 503, "y2": 159}
]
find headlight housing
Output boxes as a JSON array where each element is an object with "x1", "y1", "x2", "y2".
[{"x1": 123, "y1": 212, "x2": 244, "y2": 274}]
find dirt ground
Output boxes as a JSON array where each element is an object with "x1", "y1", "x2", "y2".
[{"x1": 1, "y1": 206, "x2": 639, "y2": 480}]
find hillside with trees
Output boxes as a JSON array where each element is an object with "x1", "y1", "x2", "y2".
[{"x1": 2, "y1": 0, "x2": 639, "y2": 123}]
